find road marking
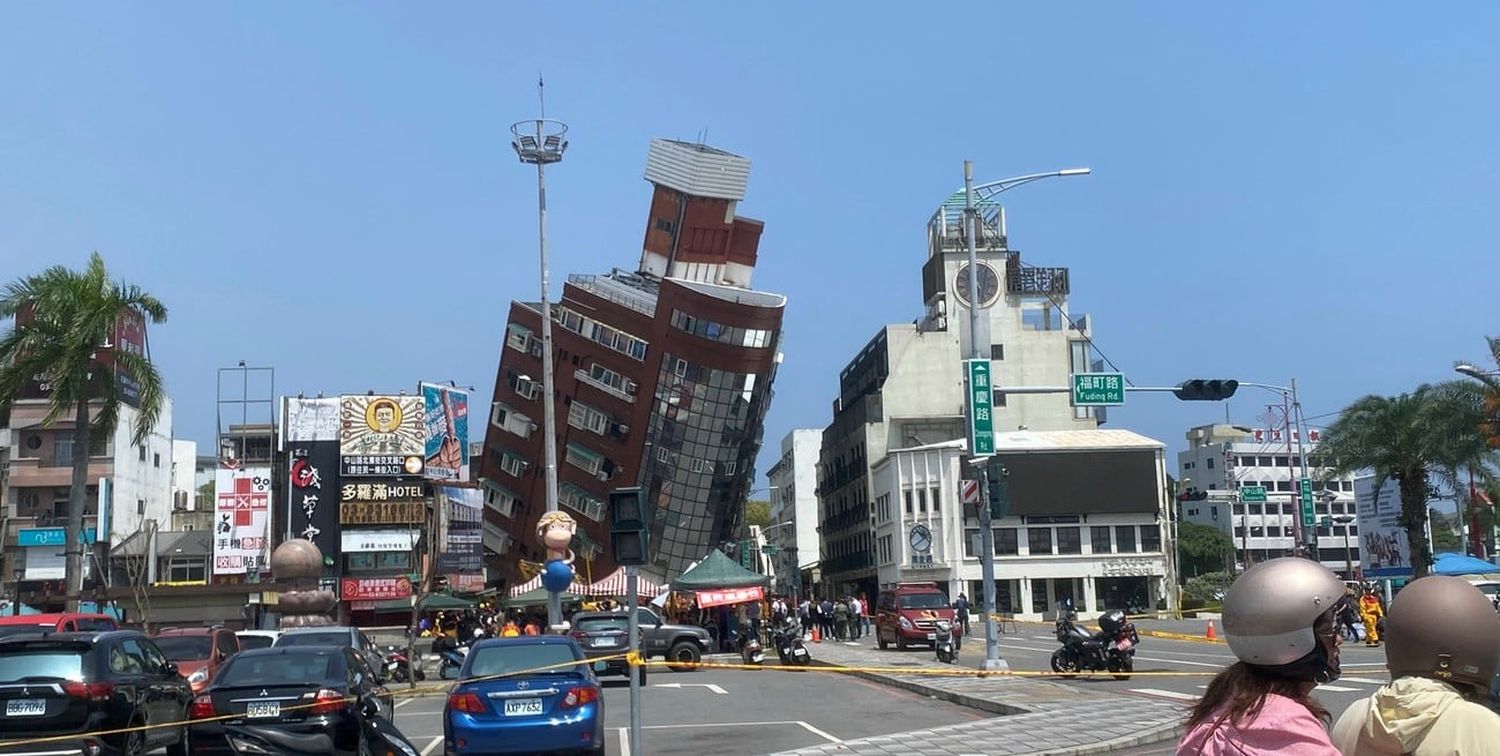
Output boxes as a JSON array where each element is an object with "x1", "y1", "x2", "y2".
[
  {"x1": 618, "y1": 728, "x2": 630, "y2": 756},
  {"x1": 1338, "y1": 677, "x2": 1388, "y2": 686},
  {"x1": 421, "y1": 736, "x2": 443, "y2": 755},
  {"x1": 1130, "y1": 688, "x2": 1199, "y2": 702},
  {"x1": 395, "y1": 698, "x2": 417, "y2": 709},
  {"x1": 1316, "y1": 685, "x2": 1362, "y2": 692},
  {"x1": 654, "y1": 682, "x2": 727, "y2": 694},
  {"x1": 1132, "y1": 654, "x2": 1225, "y2": 669},
  {"x1": 796, "y1": 721, "x2": 844, "y2": 744}
]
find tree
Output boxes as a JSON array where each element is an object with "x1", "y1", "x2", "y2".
[
  {"x1": 1177, "y1": 521, "x2": 1233, "y2": 578},
  {"x1": 1429, "y1": 508, "x2": 1462, "y2": 552},
  {"x1": 744, "y1": 499, "x2": 771, "y2": 529},
  {"x1": 1317, "y1": 383, "x2": 1492, "y2": 579},
  {"x1": 0, "y1": 253, "x2": 167, "y2": 609}
]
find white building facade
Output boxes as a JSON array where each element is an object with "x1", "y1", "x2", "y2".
[
  {"x1": 765, "y1": 429, "x2": 820, "y2": 597},
  {"x1": 871, "y1": 430, "x2": 1173, "y2": 621},
  {"x1": 1176, "y1": 423, "x2": 1361, "y2": 577}
]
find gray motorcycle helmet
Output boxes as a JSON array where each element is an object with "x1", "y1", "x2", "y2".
[{"x1": 1222, "y1": 557, "x2": 1346, "y2": 682}]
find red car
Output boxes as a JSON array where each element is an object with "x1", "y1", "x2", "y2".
[{"x1": 152, "y1": 626, "x2": 240, "y2": 693}]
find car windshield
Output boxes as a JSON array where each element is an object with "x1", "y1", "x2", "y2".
[
  {"x1": 899, "y1": 594, "x2": 948, "y2": 610},
  {"x1": 236, "y1": 635, "x2": 275, "y2": 651},
  {"x1": 154, "y1": 636, "x2": 214, "y2": 661},
  {"x1": 466, "y1": 644, "x2": 582, "y2": 680},
  {"x1": 575, "y1": 617, "x2": 629, "y2": 633},
  {"x1": 277, "y1": 632, "x2": 350, "y2": 648},
  {"x1": 0, "y1": 624, "x2": 56, "y2": 639},
  {"x1": 218, "y1": 652, "x2": 339, "y2": 687},
  {"x1": 0, "y1": 648, "x2": 85, "y2": 683}
]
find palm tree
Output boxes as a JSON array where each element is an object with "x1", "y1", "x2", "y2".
[
  {"x1": 0, "y1": 253, "x2": 167, "y2": 609},
  {"x1": 1317, "y1": 383, "x2": 1493, "y2": 579}
]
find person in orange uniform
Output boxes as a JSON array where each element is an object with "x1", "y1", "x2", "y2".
[{"x1": 1358, "y1": 584, "x2": 1385, "y2": 646}]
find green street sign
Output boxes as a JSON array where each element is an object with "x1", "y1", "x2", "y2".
[
  {"x1": 1240, "y1": 486, "x2": 1268, "y2": 503},
  {"x1": 966, "y1": 360, "x2": 995, "y2": 455},
  {"x1": 761, "y1": 544, "x2": 778, "y2": 555},
  {"x1": 1071, "y1": 372, "x2": 1125, "y2": 406},
  {"x1": 1299, "y1": 478, "x2": 1315, "y2": 527}
]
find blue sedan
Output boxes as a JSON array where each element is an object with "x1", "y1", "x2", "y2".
[{"x1": 444, "y1": 636, "x2": 606, "y2": 755}]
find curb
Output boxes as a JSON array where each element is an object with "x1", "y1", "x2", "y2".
[
  {"x1": 807, "y1": 659, "x2": 1033, "y2": 717},
  {"x1": 1029, "y1": 724, "x2": 1185, "y2": 756}
]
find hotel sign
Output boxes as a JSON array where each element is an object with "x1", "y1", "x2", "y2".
[{"x1": 339, "y1": 501, "x2": 426, "y2": 525}]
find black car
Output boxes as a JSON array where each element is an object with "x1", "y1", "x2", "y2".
[
  {"x1": 567, "y1": 612, "x2": 645, "y2": 685},
  {"x1": 0, "y1": 630, "x2": 192, "y2": 756},
  {"x1": 186, "y1": 646, "x2": 399, "y2": 756},
  {"x1": 274, "y1": 627, "x2": 388, "y2": 684}
]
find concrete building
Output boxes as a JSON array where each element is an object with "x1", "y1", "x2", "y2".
[
  {"x1": 870, "y1": 430, "x2": 1172, "y2": 620},
  {"x1": 765, "y1": 429, "x2": 820, "y2": 597},
  {"x1": 479, "y1": 138, "x2": 786, "y2": 587},
  {"x1": 1176, "y1": 423, "x2": 1360, "y2": 577},
  {"x1": 817, "y1": 189, "x2": 1099, "y2": 599}
]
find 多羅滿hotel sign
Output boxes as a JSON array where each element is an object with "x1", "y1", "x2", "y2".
[{"x1": 339, "y1": 501, "x2": 426, "y2": 525}]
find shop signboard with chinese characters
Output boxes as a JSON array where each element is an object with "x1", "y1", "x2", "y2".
[
  {"x1": 213, "y1": 467, "x2": 271, "y2": 576},
  {"x1": 339, "y1": 576, "x2": 413, "y2": 601},
  {"x1": 421, "y1": 383, "x2": 470, "y2": 481},
  {"x1": 286, "y1": 397, "x2": 342, "y2": 564},
  {"x1": 339, "y1": 482, "x2": 427, "y2": 524},
  {"x1": 695, "y1": 586, "x2": 765, "y2": 608},
  {"x1": 340, "y1": 530, "x2": 418, "y2": 553},
  {"x1": 340, "y1": 395, "x2": 425, "y2": 477}
]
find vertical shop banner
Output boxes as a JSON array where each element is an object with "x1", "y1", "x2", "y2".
[
  {"x1": 421, "y1": 383, "x2": 470, "y2": 481},
  {"x1": 286, "y1": 396, "x2": 342, "y2": 443},
  {"x1": 436, "y1": 486, "x2": 483, "y2": 572},
  {"x1": 341, "y1": 395, "x2": 425, "y2": 477},
  {"x1": 213, "y1": 467, "x2": 271, "y2": 575},
  {"x1": 288, "y1": 442, "x2": 342, "y2": 565},
  {"x1": 1355, "y1": 475, "x2": 1413, "y2": 578}
]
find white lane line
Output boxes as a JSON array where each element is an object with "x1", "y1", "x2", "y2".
[
  {"x1": 1132, "y1": 654, "x2": 1225, "y2": 669},
  {"x1": 394, "y1": 697, "x2": 417, "y2": 709},
  {"x1": 1131, "y1": 688, "x2": 1199, "y2": 702},
  {"x1": 1316, "y1": 685, "x2": 1362, "y2": 692},
  {"x1": 797, "y1": 721, "x2": 845, "y2": 744},
  {"x1": 1339, "y1": 677, "x2": 1388, "y2": 686},
  {"x1": 421, "y1": 736, "x2": 443, "y2": 756},
  {"x1": 618, "y1": 727, "x2": 631, "y2": 756}
]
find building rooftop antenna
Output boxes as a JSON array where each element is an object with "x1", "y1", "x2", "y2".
[{"x1": 538, "y1": 73, "x2": 545, "y2": 119}]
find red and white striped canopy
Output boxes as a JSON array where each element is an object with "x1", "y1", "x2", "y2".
[
  {"x1": 583, "y1": 568, "x2": 662, "y2": 598},
  {"x1": 507, "y1": 572, "x2": 587, "y2": 597}
]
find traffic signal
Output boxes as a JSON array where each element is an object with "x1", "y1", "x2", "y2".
[
  {"x1": 609, "y1": 487, "x2": 650, "y2": 567},
  {"x1": 986, "y1": 466, "x2": 1009, "y2": 519},
  {"x1": 1173, "y1": 379, "x2": 1240, "y2": 402}
]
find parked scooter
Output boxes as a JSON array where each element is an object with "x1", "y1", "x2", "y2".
[
  {"x1": 433, "y1": 635, "x2": 469, "y2": 679},
  {"x1": 771, "y1": 620, "x2": 811, "y2": 666},
  {"x1": 736, "y1": 629, "x2": 765, "y2": 666},
  {"x1": 386, "y1": 645, "x2": 426, "y2": 682},
  {"x1": 1049, "y1": 600, "x2": 1139, "y2": 680},
  {"x1": 934, "y1": 619, "x2": 958, "y2": 664}
]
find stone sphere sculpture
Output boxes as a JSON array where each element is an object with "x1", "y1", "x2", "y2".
[{"x1": 271, "y1": 538, "x2": 338, "y2": 628}]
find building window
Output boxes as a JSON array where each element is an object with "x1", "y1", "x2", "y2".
[
  {"x1": 153, "y1": 453, "x2": 161, "y2": 468},
  {"x1": 1114, "y1": 525, "x2": 1137, "y2": 553},
  {"x1": 500, "y1": 453, "x2": 527, "y2": 478},
  {"x1": 565, "y1": 443, "x2": 604, "y2": 476},
  {"x1": 1057, "y1": 527, "x2": 1082, "y2": 554},
  {"x1": 560, "y1": 484, "x2": 605, "y2": 522},
  {"x1": 567, "y1": 401, "x2": 610, "y2": 435},
  {"x1": 508, "y1": 372, "x2": 540, "y2": 401},
  {"x1": 166, "y1": 558, "x2": 206, "y2": 583},
  {"x1": 917, "y1": 489, "x2": 927, "y2": 513},
  {"x1": 139, "y1": 445, "x2": 146, "y2": 462},
  {"x1": 483, "y1": 483, "x2": 519, "y2": 518},
  {"x1": 1234, "y1": 526, "x2": 1245, "y2": 538},
  {"x1": 1275, "y1": 456, "x2": 1289, "y2": 467},
  {"x1": 1240, "y1": 456, "x2": 1256, "y2": 467},
  {"x1": 54, "y1": 437, "x2": 73, "y2": 467},
  {"x1": 1091, "y1": 526, "x2": 1111, "y2": 554},
  {"x1": 904, "y1": 491, "x2": 913, "y2": 515},
  {"x1": 1027, "y1": 528, "x2": 1053, "y2": 555},
  {"x1": 137, "y1": 499, "x2": 146, "y2": 516},
  {"x1": 994, "y1": 528, "x2": 1019, "y2": 556},
  {"x1": 1139, "y1": 526, "x2": 1161, "y2": 552},
  {"x1": 1258, "y1": 456, "x2": 1273, "y2": 466},
  {"x1": 990, "y1": 345, "x2": 1004, "y2": 360},
  {"x1": 505, "y1": 324, "x2": 532, "y2": 352},
  {"x1": 1206, "y1": 458, "x2": 1215, "y2": 469}
]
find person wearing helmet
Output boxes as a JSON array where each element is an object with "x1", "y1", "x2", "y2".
[
  {"x1": 1357, "y1": 584, "x2": 1385, "y2": 647},
  {"x1": 1330, "y1": 575, "x2": 1500, "y2": 755},
  {"x1": 1177, "y1": 557, "x2": 1348, "y2": 755}
]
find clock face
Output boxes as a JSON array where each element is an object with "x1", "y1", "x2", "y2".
[
  {"x1": 908, "y1": 523, "x2": 933, "y2": 553},
  {"x1": 953, "y1": 263, "x2": 1001, "y2": 308}
]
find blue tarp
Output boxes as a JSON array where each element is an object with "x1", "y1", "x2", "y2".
[
  {"x1": 0, "y1": 601, "x2": 40, "y2": 615},
  {"x1": 1432, "y1": 552, "x2": 1499, "y2": 577},
  {"x1": 77, "y1": 602, "x2": 124, "y2": 620}
]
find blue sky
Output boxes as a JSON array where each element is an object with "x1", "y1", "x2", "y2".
[{"x1": 2, "y1": 3, "x2": 1497, "y2": 488}]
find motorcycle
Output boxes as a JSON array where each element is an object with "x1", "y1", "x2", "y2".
[
  {"x1": 934, "y1": 619, "x2": 958, "y2": 664},
  {"x1": 736, "y1": 629, "x2": 765, "y2": 666},
  {"x1": 386, "y1": 645, "x2": 426, "y2": 683},
  {"x1": 434, "y1": 638, "x2": 469, "y2": 680},
  {"x1": 771, "y1": 621, "x2": 812, "y2": 666},
  {"x1": 1049, "y1": 602, "x2": 1138, "y2": 681}
]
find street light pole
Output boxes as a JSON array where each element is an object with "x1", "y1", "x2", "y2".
[
  {"x1": 512, "y1": 114, "x2": 569, "y2": 630},
  {"x1": 961, "y1": 161, "x2": 1088, "y2": 671}
]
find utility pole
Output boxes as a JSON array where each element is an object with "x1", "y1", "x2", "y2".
[
  {"x1": 511, "y1": 83, "x2": 569, "y2": 630},
  {"x1": 963, "y1": 160, "x2": 1007, "y2": 673}
]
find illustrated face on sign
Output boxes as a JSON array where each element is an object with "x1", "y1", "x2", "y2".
[{"x1": 368, "y1": 400, "x2": 401, "y2": 433}]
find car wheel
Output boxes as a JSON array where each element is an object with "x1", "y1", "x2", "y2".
[
  {"x1": 116, "y1": 721, "x2": 146, "y2": 756},
  {"x1": 877, "y1": 630, "x2": 889, "y2": 650},
  {"x1": 666, "y1": 641, "x2": 701, "y2": 672},
  {"x1": 165, "y1": 726, "x2": 189, "y2": 756},
  {"x1": 896, "y1": 633, "x2": 907, "y2": 651}
]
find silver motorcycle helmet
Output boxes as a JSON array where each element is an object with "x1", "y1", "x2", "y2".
[{"x1": 1222, "y1": 557, "x2": 1346, "y2": 682}]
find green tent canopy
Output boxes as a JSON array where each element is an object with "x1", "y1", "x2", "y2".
[
  {"x1": 670, "y1": 550, "x2": 771, "y2": 591},
  {"x1": 503, "y1": 588, "x2": 584, "y2": 608},
  {"x1": 371, "y1": 594, "x2": 476, "y2": 613}
]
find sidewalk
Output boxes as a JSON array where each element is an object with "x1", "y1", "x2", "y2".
[{"x1": 771, "y1": 640, "x2": 1185, "y2": 756}]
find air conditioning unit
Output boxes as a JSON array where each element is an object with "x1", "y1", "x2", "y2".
[
  {"x1": 616, "y1": 424, "x2": 631, "y2": 435},
  {"x1": 596, "y1": 469, "x2": 611, "y2": 482}
]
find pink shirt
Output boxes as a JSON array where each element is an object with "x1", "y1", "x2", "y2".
[{"x1": 1176, "y1": 692, "x2": 1340, "y2": 756}]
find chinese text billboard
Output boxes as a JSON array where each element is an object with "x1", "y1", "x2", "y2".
[{"x1": 214, "y1": 467, "x2": 271, "y2": 576}]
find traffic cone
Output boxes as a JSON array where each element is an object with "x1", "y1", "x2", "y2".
[
  {"x1": 1206, "y1": 620, "x2": 1217, "y2": 641},
  {"x1": 811, "y1": 625, "x2": 821, "y2": 643}
]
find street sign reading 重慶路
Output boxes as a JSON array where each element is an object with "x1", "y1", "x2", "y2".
[
  {"x1": 1299, "y1": 478, "x2": 1315, "y2": 528},
  {"x1": 966, "y1": 360, "x2": 995, "y2": 455},
  {"x1": 1071, "y1": 372, "x2": 1125, "y2": 406},
  {"x1": 1240, "y1": 486, "x2": 1268, "y2": 503}
]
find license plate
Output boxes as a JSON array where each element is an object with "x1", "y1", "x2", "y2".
[
  {"x1": 925, "y1": 633, "x2": 937, "y2": 641},
  {"x1": 5, "y1": 699, "x2": 45, "y2": 717},
  {"x1": 1117, "y1": 638, "x2": 1134, "y2": 652},
  {"x1": 246, "y1": 701, "x2": 280, "y2": 718},
  {"x1": 592, "y1": 637, "x2": 617, "y2": 647},
  {"x1": 793, "y1": 648, "x2": 808, "y2": 658},
  {"x1": 503, "y1": 698, "x2": 543, "y2": 716}
]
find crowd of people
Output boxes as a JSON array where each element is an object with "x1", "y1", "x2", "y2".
[{"x1": 1176, "y1": 557, "x2": 1500, "y2": 755}]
